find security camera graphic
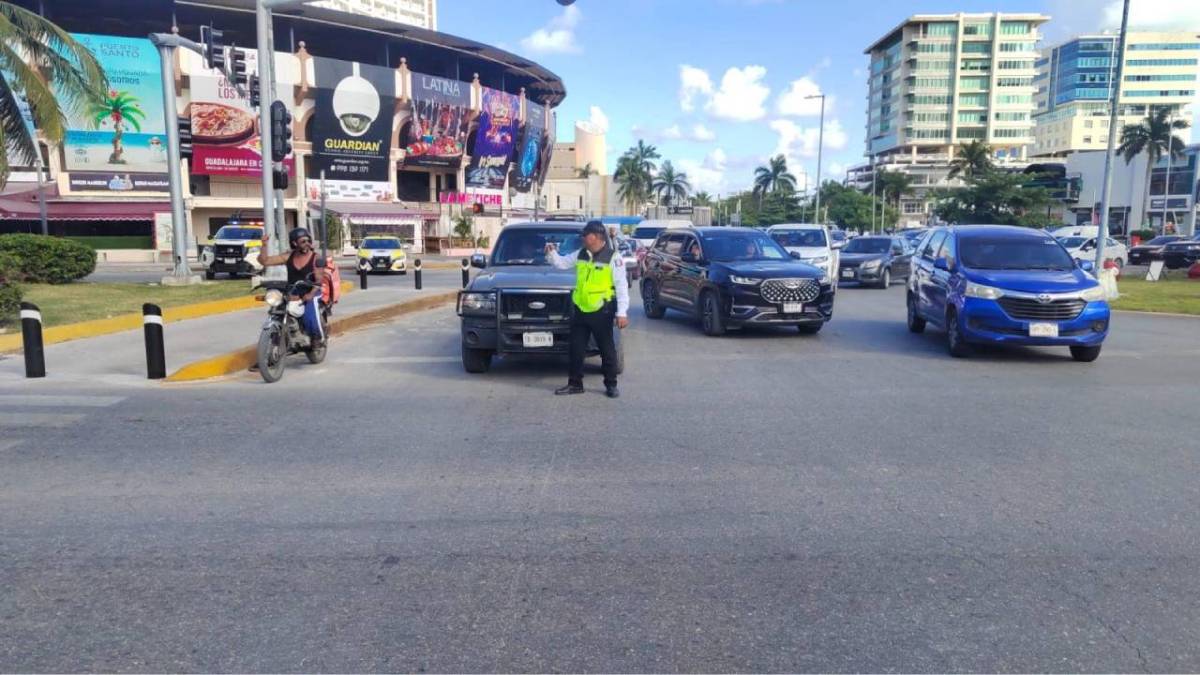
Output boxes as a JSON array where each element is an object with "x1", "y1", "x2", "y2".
[{"x1": 332, "y1": 63, "x2": 380, "y2": 137}]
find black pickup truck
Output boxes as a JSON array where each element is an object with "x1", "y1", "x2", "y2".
[{"x1": 457, "y1": 221, "x2": 624, "y2": 374}]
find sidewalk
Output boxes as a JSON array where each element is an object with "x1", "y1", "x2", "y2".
[{"x1": 0, "y1": 270, "x2": 463, "y2": 386}]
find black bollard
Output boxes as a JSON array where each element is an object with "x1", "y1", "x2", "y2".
[
  {"x1": 461, "y1": 258, "x2": 470, "y2": 289},
  {"x1": 143, "y1": 303, "x2": 166, "y2": 380},
  {"x1": 20, "y1": 301, "x2": 45, "y2": 378},
  {"x1": 414, "y1": 259, "x2": 423, "y2": 290},
  {"x1": 359, "y1": 266, "x2": 368, "y2": 290}
]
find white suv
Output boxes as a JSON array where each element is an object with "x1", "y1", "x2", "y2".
[{"x1": 766, "y1": 224, "x2": 839, "y2": 280}]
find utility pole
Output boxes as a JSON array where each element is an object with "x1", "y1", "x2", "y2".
[
  {"x1": 806, "y1": 93, "x2": 826, "y2": 225},
  {"x1": 1162, "y1": 109, "x2": 1175, "y2": 234},
  {"x1": 1096, "y1": 0, "x2": 1130, "y2": 274},
  {"x1": 870, "y1": 155, "x2": 877, "y2": 233}
]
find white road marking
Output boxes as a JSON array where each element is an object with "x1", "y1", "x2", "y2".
[
  {"x1": 0, "y1": 413, "x2": 87, "y2": 428},
  {"x1": 0, "y1": 395, "x2": 125, "y2": 408},
  {"x1": 341, "y1": 356, "x2": 459, "y2": 364}
]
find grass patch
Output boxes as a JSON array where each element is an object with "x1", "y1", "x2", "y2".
[
  {"x1": 20, "y1": 281, "x2": 255, "y2": 327},
  {"x1": 1112, "y1": 276, "x2": 1200, "y2": 315}
]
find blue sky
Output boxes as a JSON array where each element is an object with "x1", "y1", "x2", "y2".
[{"x1": 441, "y1": 0, "x2": 1200, "y2": 197}]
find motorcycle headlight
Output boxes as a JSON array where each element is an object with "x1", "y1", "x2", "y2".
[
  {"x1": 286, "y1": 300, "x2": 306, "y2": 318},
  {"x1": 1079, "y1": 285, "x2": 1106, "y2": 302},
  {"x1": 965, "y1": 282, "x2": 1004, "y2": 300},
  {"x1": 264, "y1": 289, "x2": 285, "y2": 307},
  {"x1": 730, "y1": 275, "x2": 761, "y2": 285},
  {"x1": 458, "y1": 291, "x2": 497, "y2": 315},
  {"x1": 861, "y1": 259, "x2": 883, "y2": 271}
]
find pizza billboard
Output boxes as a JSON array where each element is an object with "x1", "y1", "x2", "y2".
[{"x1": 189, "y1": 47, "x2": 294, "y2": 177}]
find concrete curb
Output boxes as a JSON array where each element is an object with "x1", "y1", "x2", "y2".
[
  {"x1": 0, "y1": 281, "x2": 355, "y2": 355},
  {"x1": 1112, "y1": 309, "x2": 1200, "y2": 319},
  {"x1": 165, "y1": 290, "x2": 457, "y2": 382}
]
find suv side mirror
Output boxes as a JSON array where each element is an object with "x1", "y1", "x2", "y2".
[
  {"x1": 934, "y1": 258, "x2": 949, "y2": 271},
  {"x1": 1078, "y1": 259, "x2": 1095, "y2": 272},
  {"x1": 470, "y1": 253, "x2": 487, "y2": 269},
  {"x1": 789, "y1": 250, "x2": 803, "y2": 260}
]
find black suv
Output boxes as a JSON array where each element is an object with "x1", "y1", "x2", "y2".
[
  {"x1": 457, "y1": 222, "x2": 623, "y2": 373},
  {"x1": 640, "y1": 227, "x2": 834, "y2": 335}
]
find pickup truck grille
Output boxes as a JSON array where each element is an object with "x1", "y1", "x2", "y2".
[
  {"x1": 759, "y1": 278, "x2": 821, "y2": 303},
  {"x1": 214, "y1": 244, "x2": 244, "y2": 258},
  {"x1": 998, "y1": 297, "x2": 1086, "y2": 321},
  {"x1": 500, "y1": 291, "x2": 572, "y2": 321}
]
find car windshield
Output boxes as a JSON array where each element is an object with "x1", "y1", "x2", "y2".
[
  {"x1": 843, "y1": 238, "x2": 891, "y2": 254},
  {"x1": 1145, "y1": 236, "x2": 1180, "y2": 245},
  {"x1": 633, "y1": 226, "x2": 665, "y2": 240},
  {"x1": 771, "y1": 230, "x2": 827, "y2": 247},
  {"x1": 701, "y1": 232, "x2": 789, "y2": 262},
  {"x1": 362, "y1": 238, "x2": 401, "y2": 249},
  {"x1": 1058, "y1": 236, "x2": 1089, "y2": 248},
  {"x1": 830, "y1": 231, "x2": 847, "y2": 242},
  {"x1": 215, "y1": 227, "x2": 262, "y2": 240},
  {"x1": 961, "y1": 236, "x2": 1076, "y2": 271},
  {"x1": 492, "y1": 228, "x2": 583, "y2": 266}
]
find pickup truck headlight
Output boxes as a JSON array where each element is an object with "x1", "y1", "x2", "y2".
[
  {"x1": 1079, "y1": 285, "x2": 1106, "y2": 302},
  {"x1": 730, "y1": 275, "x2": 761, "y2": 285},
  {"x1": 458, "y1": 291, "x2": 497, "y2": 315},
  {"x1": 965, "y1": 281, "x2": 1004, "y2": 300}
]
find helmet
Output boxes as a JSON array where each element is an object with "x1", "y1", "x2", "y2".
[{"x1": 289, "y1": 227, "x2": 313, "y2": 247}]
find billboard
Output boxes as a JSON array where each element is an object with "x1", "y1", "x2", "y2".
[
  {"x1": 62, "y1": 34, "x2": 168, "y2": 192},
  {"x1": 307, "y1": 57, "x2": 396, "y2": 202},
  {"x1": 189, "y1": 47, "x2": 294, "y2": 178},
  {"x1": 402, "y1": 72, "x2": 471, "y2": 169},
  {"x1": 466, "y1": 87, "x2": 519, "y2": 190},
  {"x1": 511, "y1": 103, "x2": 546, "y2": 193}
]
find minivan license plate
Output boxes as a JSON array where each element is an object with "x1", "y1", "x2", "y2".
[
  {"x1": 1029, "y1": 322, "x2": 1059, "y2": 337},
  {"x1": 782, "y1": 302, "x2": 804, "y2": 314},
  {"x1": 523, "y1": 332, "x2": 554, "y2": 348},
  {"x1": 841, "y1": 268, "x2": 854, "y2": 279}
]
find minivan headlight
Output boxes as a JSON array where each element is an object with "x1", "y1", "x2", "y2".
[
  {"x1": 1080, "y1": 285, "x2": 1106, "y2": 302},
  {"x1": 730, "y1": 275, "x2": 761, "y2": 285},
  {"x1": 458, "y1": 291, "x2": 497, "y2": 315},
  {"x1": 964, "y1": 282, "x2": 1004, "y2": 300}
]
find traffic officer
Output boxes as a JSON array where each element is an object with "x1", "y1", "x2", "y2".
[{"x1": 545, "y1": 220, "x2": 630, "y2": 398}]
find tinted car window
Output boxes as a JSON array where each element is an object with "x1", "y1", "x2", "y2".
[
  {"x1": 844, "y1": 237, "x2": 892, "y2": 254},
  {"x1": 492, "y1": 228, "x2": 582, "y2": 265},
  {"x1": 923, "y1": 231, "x2": 947, "y2": 259},
  {"x1": 771, "y1": 230, "x2": 827, "y2": 247},
  {"x1": 662, "y1": 235, "x2": 685, "y2": 257},
  {"x1": 633, "y1": 226, "x2": 665, "y2": 240},
  {"x1": 1146, "y1": 236, "x2": 1181, "y2": 245},
  {"x1": 960, "y1": 236, "x2": 1075, "y2": 270},
  {"x1": 699, "y1": 232, "x2": 789, "y2": 261},
  {"x1": 939, "y1": 233, "x2": 957, "y2": 263}
]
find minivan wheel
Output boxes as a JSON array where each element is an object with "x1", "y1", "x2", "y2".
[
  {"x1": 700, "y1": 291, "x2": 726, "y2": 336},
  {"x1": 907, "y1": 294, "x2": 926, "y2": 333},
  {"x1": 1070, "y1": 345, "x2": 1102, "y2": 363},
  {"x1": 642, "y1": 281, "x2": 665, "y2": 319},
  {"x1": 946, "y1": 309, "x2": 971, "y2": 358}
]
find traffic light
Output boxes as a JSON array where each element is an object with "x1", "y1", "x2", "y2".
[
  {"x1": 248, "y1": 74, "x2": 261, "y2": 109},
  {"x1": 177, "y1": 116, "x2": 193, "y2": 160},
  {"x1": 228, "y1": 47, "x2": 248, "y2": 87},
  {"x1": 269, "y1": 101, "x2": 292, "y2": 163},
  {"x1": 201, "y1": 25, "x2": 225, "y2": 71},
  {"x1": 272, "y1": 167, "x2": 289, "y2": 191}
]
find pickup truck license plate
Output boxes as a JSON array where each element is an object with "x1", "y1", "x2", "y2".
[
  {"x1": 1029, "y1": 322, "x2": 1059, "y2": 337},
  {"x1": 841, "y1": 268, "x2": 854, "y2": 279},
  {"x1": 782, "y1": 302, "x2": 804, "y2": 314},
  {"x1": 523, "y1": 332, "x2": 554, "y2": 348},
  {"x1": 223, "y1": 258, "x2": 238, "y2": 264}
]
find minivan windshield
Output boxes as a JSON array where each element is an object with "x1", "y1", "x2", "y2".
[
  {"x1": 700, "y1": 232, "x2": 789, "y2": 262},
  {"x1": 214, "y1": 227, "x2": 263, "y2": 241},
  {"x1": 633, "y1": 226, "x2": 665, "y2": 240},
  {"x1": 960, "y1": 236, "x2": 1076, "y2": 271},
  {"x1": 492, "y1": 228, "x2": 583, "y2": 266},
  {"x1": 843, "y1": 237, "x2": 891, "y2": 254},
  {"x1": 771, "y1": 229, "x2": 827, "y2": 248}
]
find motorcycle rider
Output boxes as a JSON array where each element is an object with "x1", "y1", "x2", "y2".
[{"x1": 258, "y1": 227, "x2": 326, "y2": 343}]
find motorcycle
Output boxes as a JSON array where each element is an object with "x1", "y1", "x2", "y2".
[{"x1": 255, "y1": 276, "x2": 330, "y2": 383}]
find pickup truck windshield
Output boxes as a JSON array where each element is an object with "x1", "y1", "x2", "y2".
[
  {"x1": 492, "y1": 229, "x2": 583, "y2": 265},
  {"x1": 961, "y1": 237, "x2": 1076, "y2": 270},
  {"x1": 214, "y1": 227, "x2": 263, "y2": 240}
]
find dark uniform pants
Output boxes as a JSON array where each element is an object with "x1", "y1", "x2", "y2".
[{"x1": 568, "y1": 301, "x2": 618, "y2": 388}]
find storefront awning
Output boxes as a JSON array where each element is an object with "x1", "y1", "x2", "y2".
[
  {"x1": 0, "y1": 184, "x2": 168, "y2": 221},
  {"x1": 309, "y1": 201, "x2": 440, "y2": 224}
]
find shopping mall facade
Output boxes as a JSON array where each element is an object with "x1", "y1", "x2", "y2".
[{"x1": 0, "y1": 0, "x2": 565, "y2": 256}]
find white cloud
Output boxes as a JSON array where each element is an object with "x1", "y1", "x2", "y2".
[
  {"x1": 691, "y1": 124, "x2": 717, "y2": 142},
  {"x1": 631, "y1": 122, "x2": 716, "y2": 143},
  {"x1": 1104, "y1": 0, "x2": 1200, "y2": 30},
  {"x1": 662, "y1": 125, "x2": 684, "y2": 140},
  {"x1": 679, "y1": 65, "x2": 714, "y2": 113},
  {"x1": 769, "y1": 118, "x2": 849, "y2": 172},
  {"x1": 677, "y1": 148, "x2": 730, "y2": 194},
  {"x1": 519, "y1": 5, "x2": 582, "y2": 55},
  {"x1": 776, "y1": 77, "x2": 834, "y2": 118},
  {"x1": 587, "y1": 106, "x2": 609, "y2": 134}
]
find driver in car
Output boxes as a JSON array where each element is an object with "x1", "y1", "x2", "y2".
[{"x1": 258, "y1": 227, "x2": 326, "y2": 343}]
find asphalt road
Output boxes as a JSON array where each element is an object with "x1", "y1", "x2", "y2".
[{"x1": 2, "y1": 283, "x2": 1199, "y2": 672}]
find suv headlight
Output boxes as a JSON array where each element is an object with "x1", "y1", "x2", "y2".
[
  {"x1": 730, "y1": 275, "x2": 761, "y2": 285},
  {"x1": 861, "y1": 259, "x2": 883, "y2": 271},
  {"x1": 1079, "y1": 285, "x2": 1106, "y2": 302},
  {"x1": 264, "y1": 289, "x2": 285, "y2": 307},
  {"x1": 805, "y1": 256, "x2": 829, "y2": 265},
  {"x1": 458, "y1": 291, "x2": 497, "y2": 315},
  {"x1": 965, "y1": 282, "x2": 1004, "y2": 300}
]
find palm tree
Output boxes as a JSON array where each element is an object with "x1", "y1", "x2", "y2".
[
  {"x1": 752, "y1": 154, "x2": 797, "y2": 208},
  {"x1": 877, "y1": 169, "x2": 915, "y2": 211},
  {"x1": 947, "y1": 140, "x2": 994, "y2": 180},
  {"x1": 614, "y1": 141, "x2": 661, "y2": 214},
  {"x1": 575, "y1": 162, "x2": 596, "y2": 179},
  {"x1": 693, "y1": 191, "x2": 713, "y2": 206},
  {"x1": 88, "y1": 89, "x2": 145, "y2": 164},
  {"x1": 0, "y1": 2, "x2": 107, "y2": 184},
  {"x1": 652, "y1": 161, "x2": 691, "y2": 206},
  {"x1": 1118, "y1": 108, "x2": 1191, "y2": 232}
]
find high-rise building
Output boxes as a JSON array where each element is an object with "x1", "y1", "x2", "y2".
[
  {"x1": 314, "y1": 0, "x2": 437, "y2": 30},
  {"x1": 1032, "y1": 32, "x2": 1200, "y2": 157},
  {"x1": 858, "y1": 13, "x2": 1049, "y2": 226}
]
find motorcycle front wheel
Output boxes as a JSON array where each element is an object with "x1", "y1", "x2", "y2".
[{"x1": 257, "y1": 327, "x2": 287, "y2": 383}]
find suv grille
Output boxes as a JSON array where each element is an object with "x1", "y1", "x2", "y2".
[
  {"x1": 759, "y1": 278, "x2": 821, "y2": 303},
  {"x1": 215, "y1": 244, "x2": 244, "y2": 258},
  {"x1": 501, "y1": 291, "x2": 571, "y2": 321},
  {"x1": 997, "y1": 297, "x2": 1086, "y2": 321}
]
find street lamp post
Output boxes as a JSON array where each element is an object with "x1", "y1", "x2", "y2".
[
  {"x1": 1095, "y1": 0, "x2": 1130, "y2": 273},
  {"x1": 1162, "y1": 110, "x2": 1175, "y2": 233},
  {"x1": 805, "y1": 93, "x2": 826, "y2": 225}
]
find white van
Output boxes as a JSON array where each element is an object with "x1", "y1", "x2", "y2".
[{"x1": 631, "y1": 219, "x2": 692, "y2": 250}]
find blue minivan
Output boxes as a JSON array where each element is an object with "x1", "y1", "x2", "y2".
[{"x1": 907, "y1": 225, "x2": 1110, "y2": 362}]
